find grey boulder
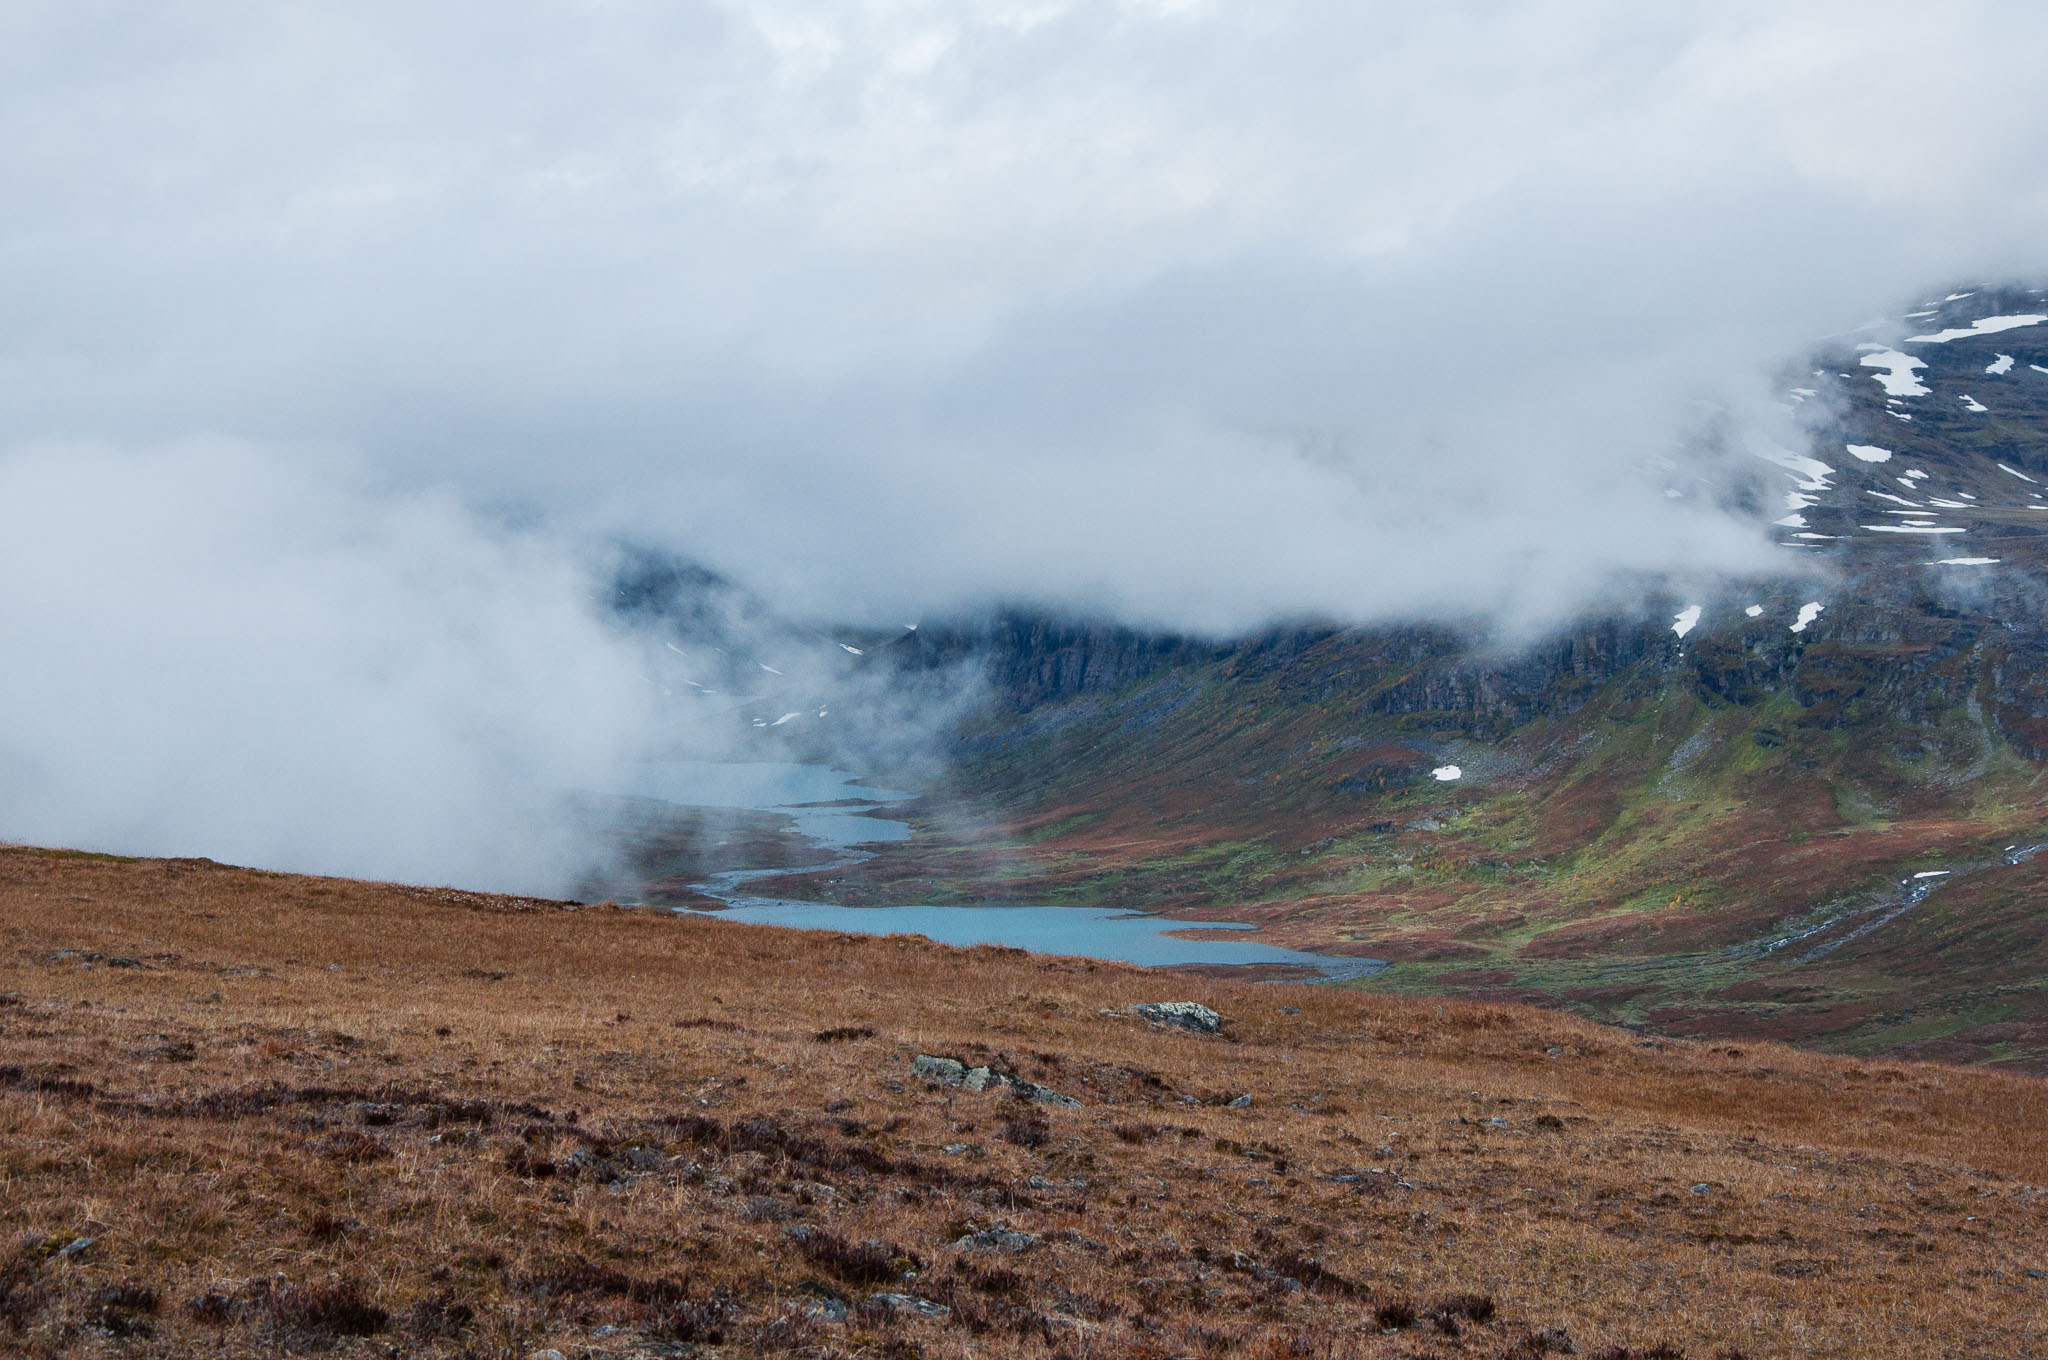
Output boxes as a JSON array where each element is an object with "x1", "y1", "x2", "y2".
[
  {"x1": 1131, "y1": 1002, "x2": 1223, "y2": 1034},
  {"x1": 911, "y1": 1054, "x2": 998, "y2": 1090}
]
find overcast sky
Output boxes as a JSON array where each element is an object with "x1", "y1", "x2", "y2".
[{"x1": 2, "y1": 1, "x2": 2044, "y2": 884}]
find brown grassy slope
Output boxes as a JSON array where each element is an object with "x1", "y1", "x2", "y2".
[{"x1": 1, "y1": 845, "x2": 2045, "y2": 1359}]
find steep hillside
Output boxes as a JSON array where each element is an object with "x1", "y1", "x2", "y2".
[
  {"x1": 3, "y1": 845, "x2": 2046, "y2": 1358},
  {"x1": 738, "y1": 286, "x2": 2048, "y2": 1072}
]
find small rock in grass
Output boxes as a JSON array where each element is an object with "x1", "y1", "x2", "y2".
[
  {"x1": 866, "y1": 1293, "x2": 949, "y2": 1318},
  {"x1": 561, "y1": 1147, "x2": 623, "y2": 1184},
  {"x1": 621, "y1": 1145, "x2": 668, "y2": 1172},
  {"x1": 1131, "y1": 1002, "x2": 1224, "y2": 1034},
  {"x1": 56, "y1": 1237, "x2": 94, "y2": 1261},
  {"x1": 526, "y1": 1350, "x2": 569, "y2": 1360},
  {"x1": 912, "y1": 1054, "x2": 967, "y2": 1086},
  {"x1": 1008, "y1": 1079, "x2": 1080, "y2": 1108},
  {"x1": 1690, "y1": 1183, "x2": 1714, "y2": 1195},
  {"x1": 911, "y1": 1054, "x2": 998, "y2": 1090},
  {"x1": 1227, "y1": 1094, "x2": 1253, "y2": 1109},
  {"x1": 957, "y1": 1227, "x2": 1041, "y2": 1253}
]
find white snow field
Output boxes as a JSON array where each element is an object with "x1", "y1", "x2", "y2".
[
  {"x1": 1859, "y1": 350, "x2": 1929, "y2": 396},
  {"x1": 1905, "y1": 314, "x2": 2047, "y2": 344}
]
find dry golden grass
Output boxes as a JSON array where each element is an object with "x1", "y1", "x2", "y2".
[{"x1": 1, "y1": 843, "x2": 2045, "y2": 1358}]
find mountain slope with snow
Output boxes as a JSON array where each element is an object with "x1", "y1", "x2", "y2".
[{"x1": 656, "y1": 284, "x2": 2048, "y2": 1072}]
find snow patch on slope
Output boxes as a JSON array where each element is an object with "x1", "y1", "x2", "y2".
[
  {"x1": 1747, "y1": 435, "x2": 1834, "y2": 491},
  {"x1": 1859, "y1": 350, "x2": 1929, "y2": 397},
  {"x1": 1905, "y1": 314, "x2": 2047, "y2": 343}
]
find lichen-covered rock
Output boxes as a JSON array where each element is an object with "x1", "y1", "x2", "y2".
[
  {"x1": 911, "y1": 1054, "x2": 965, "y2": 1085},
  {"x1": 1131, "y1": 1001, "x2": 1223, "y2": 1034},
  {"x1": 911, "y1": 1054, "x2": 996, "y2": 1089},
  {"x1": 956, "y1": 1226, "x2": 1041, "y2": 1252}
]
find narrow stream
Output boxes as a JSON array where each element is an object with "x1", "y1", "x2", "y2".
[
  {"x1": 607, "y1": 761, "x2": 1384, "y2": 980},
  {"x1": 1749, "y1": 839, "x2": 2048, "y2": 965}
]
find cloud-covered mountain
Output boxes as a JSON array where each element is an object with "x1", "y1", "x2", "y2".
[{"x1": 4, "y1": 3, "x2": 2048, "y2": 889}]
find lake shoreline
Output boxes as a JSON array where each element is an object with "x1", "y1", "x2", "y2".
[{"x1": 605, "y1": 759, "x2": 1387, "y2": 980}]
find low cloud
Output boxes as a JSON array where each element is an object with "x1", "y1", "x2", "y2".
[
  {"x1": 5, "y1": 2, "x2": 2045, "y2": 627},
  {"x1": 0, "y1": 440, "x2": 657, "y2": 892}
]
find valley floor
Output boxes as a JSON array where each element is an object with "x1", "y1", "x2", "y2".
[{"x1": 2, "y1": 844, "x2": 2045, "y2": 1358}]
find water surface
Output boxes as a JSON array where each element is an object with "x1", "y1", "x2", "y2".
[{"x1": 607, "y1": 760, "x2": 1383, "y2": 979}]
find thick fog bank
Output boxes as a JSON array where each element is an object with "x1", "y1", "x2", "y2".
[
  {"x1": 5, "y1": 3, "x2": 2046, "y2": 628},
  {"x1": 0, "y1": 441, "x2": 657, "y2": 893}
]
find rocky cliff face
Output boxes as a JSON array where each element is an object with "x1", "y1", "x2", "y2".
[
  {"x1": 881, "y1": 612, "x2": 1228, "y2": 711},
  {"x1": 908, "y1": 577, "x2": 2048, "y2": 769}
]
